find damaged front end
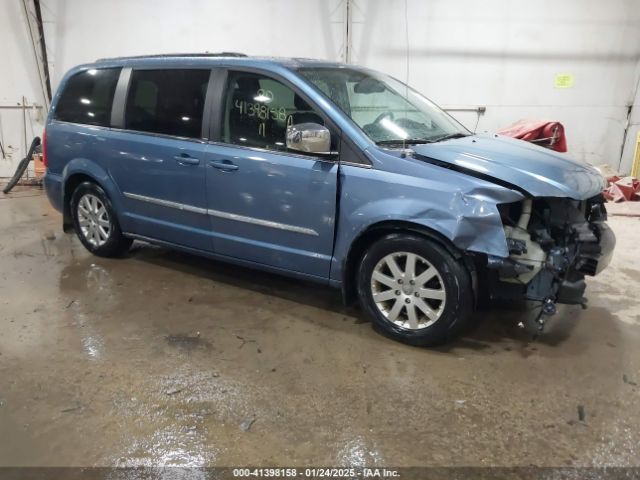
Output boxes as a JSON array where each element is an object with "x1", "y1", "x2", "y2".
[{"x1": 486, "y1": 194, "x2": 615, "y2": 329}]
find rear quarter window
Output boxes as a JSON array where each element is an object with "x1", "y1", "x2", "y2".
[{"x1": 54, "y1": 68, "x2": 121, "y2": 126}]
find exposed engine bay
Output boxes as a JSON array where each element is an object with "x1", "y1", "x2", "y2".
[{"x1": 486, "y1": 194, "x2": 615, "y2": 330}]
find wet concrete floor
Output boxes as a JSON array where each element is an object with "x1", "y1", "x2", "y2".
[{"x1": 1, "y1": 187, "x2": 640, "y2": 467}]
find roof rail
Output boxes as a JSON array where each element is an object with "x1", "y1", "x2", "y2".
[{"x1": 96, "y1": 52, "x2": 248, "y2": 61}]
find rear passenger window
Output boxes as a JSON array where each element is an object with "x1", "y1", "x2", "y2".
[
  {"x1": 125, "y1": 69, "x2": 210, "y2": 139},
  {"x1": 55, "y1": 68, "x2": 121, "y2": 126}
]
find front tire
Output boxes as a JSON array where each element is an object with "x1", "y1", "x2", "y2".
[
  {"x1": 357, "y1": 233, "x2": 473, "y2": 346},
  {"x1": 70, "y1": 181, "x2": 132, "y2": 257}
]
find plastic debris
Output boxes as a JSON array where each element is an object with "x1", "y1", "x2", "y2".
[
  {"x1": 577, "y1": 405, "x2": 586, "y2": 422},
  {"x1": 240, "y1": 417, "x2": 256, "y2": 432},
  {"x1": 602, "y1": 176, "x2": 640, "y2": 202}
]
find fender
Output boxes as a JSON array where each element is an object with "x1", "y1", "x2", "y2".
[
  {"x1": 61, "y1": 158, "x2": 125, "y2": 230},
  {"x1": 330, "y1": 157, "x2": 525, "y2": 284}
]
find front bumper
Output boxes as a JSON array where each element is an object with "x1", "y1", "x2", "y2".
[
  {"x1": 488, "y1": 193, "x2": 616, "y2": 306},
  {"x1": 540, "y1": 220, "x2": 615, "y2": 304},
  {"x1": 576, "y1": 222, "x2": 615, "y2": 276},
  {"x1": 554, "y1": 221, "x2": 615, "y2": 304}
]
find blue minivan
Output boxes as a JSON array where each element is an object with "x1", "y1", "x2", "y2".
[{"x1": 44, "y1": 53, "x2": 614, "y2": 345}]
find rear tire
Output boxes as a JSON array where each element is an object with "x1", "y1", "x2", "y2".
[
  {"x1": 70, "y1": 181, "x2": 132, "y2": 257},
  {"x1": 357, "y1": 233, "x2": 473, "y2": 346}
]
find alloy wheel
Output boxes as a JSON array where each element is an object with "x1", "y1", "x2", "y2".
[
  {"x1": 77, "y1": 193, "x2": 111, "y2": 247},
  {"x1": 370, "y1": 251, "x2": 447, "y2": 330}
]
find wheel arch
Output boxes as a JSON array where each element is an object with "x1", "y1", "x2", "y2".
[
  {"x1": 341, "y1": 220, "x2": 477, "y2": 306},
  {"x1": 63, "y1": 173, "x2": 95, "y2": 231},
  {"x1": 62, "y1": 160, "x2": 121, "y2": 233}
]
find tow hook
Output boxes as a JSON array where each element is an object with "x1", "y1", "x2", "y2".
[
  {"x1": 533, "y1": 297, "x2": 557, "y2": 331},
  {"x1": 522, "y1": 298, "x2": 588, "y2": 336},
  {"x1": 542, "y1": 298, "x2": 557, "y2": 317},
  {"x1": 520, "y1": 297, "x2": 557, "y2": 333}
]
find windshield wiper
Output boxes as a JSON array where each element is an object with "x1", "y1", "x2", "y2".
[
  {"x1": 376, "y1": 139, "x2": 433, "y2": 146},
  {"x1": 377, "y1": 133, "x2": 470, "y2": 146},
  {"x1": 428, "y1": 133, "x2": 470, "y2": 143}
]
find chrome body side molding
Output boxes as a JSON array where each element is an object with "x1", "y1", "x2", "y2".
[{"x1": 123, "y1": 192, "x2": 319, "y2": 236}]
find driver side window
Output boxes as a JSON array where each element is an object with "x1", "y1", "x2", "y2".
[{"x1": 222, "y1": 72, "x2": 327, "y2": 152}]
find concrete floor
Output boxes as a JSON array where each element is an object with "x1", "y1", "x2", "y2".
[{"x1": 1, "y1": 186, "x2": 640, "y2": 468}]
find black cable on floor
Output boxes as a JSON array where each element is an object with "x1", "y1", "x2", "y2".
[{"x1": 2, "y1": 137, "x2": 41, "y2": 195}]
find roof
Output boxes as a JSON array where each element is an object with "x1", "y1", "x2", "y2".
[
  {"x1": 92, "y1": 52, "x2": 348, "y2": 70},
  {"x1": 96, "y1": 52, "x2": 249, "y2": 61}
]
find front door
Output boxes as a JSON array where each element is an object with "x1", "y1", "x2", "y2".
[
  {"x1": 108, "y1": 68, "x2": 213, "y2": 251},
  {"x1": 205, "y1": 70, "x2": 338, "y2": 278}
]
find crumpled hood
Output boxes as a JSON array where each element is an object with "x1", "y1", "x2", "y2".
[{"x1": 411, "y1": 134, "x2": 606, "y2": 200}]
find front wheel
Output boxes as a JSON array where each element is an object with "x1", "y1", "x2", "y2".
[
  {"x1": 70, "y1": 181, "x2": 132, "y2": 257},
  {"x1": 357, "y1": 234, "x2": 473, "y2": 346}
]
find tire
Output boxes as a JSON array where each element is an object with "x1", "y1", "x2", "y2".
[
  {"x1": 357, "y1": 233, "x2": 473, "y2": 346},
  {"x1": 70, "y1": 181, "x2": 132, "y2": 257}
]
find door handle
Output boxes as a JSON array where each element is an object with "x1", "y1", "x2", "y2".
[
  {"x1": 174, "y1": 154, "x2": 200, "y2": 166},
  {"x1": 209, "y1": 160, "x2": 239, "y2": 172}
]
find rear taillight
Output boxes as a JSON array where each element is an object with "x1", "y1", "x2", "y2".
[{"x1": 42, "y1": 129, "x2": 47, "y2": 168}]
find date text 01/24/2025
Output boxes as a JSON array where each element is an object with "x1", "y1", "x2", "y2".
[{"x1": 232, "y1": 468, "x2": 400, "y2": 478}]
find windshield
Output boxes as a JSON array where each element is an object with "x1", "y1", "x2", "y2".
[{"x1": 299, "y1": 67, "x2": 469, "y2": 145}]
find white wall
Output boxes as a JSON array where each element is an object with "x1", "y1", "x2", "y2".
[
  {"x1": 1, "y1": 0, "x2": 345, "y2": 177},
  {"x1": 0, "y1": 1, "x2": 49, "y2": 177},
  {"x1": 619, "y1": 63, "x2": 640, "y2": 175},
  {"x1": 48, "y1": 0, "x2": 344, "y2": 85},
  {"x1": 2, "y1": 0, "x2": 640, "y2": 177},
  {"x1": 351, "y1": 0, "x2": 640, "y2": 170}
]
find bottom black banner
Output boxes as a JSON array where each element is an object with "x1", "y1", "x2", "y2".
[{"x1": 0, "y1": 468, "x2": 639, "y2": 480}]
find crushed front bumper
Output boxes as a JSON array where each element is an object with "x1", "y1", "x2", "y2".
[
  {"x1": 576, "y1": 222, "x2": 615, "y2": 277},
  {"x1": 488, "y1": 195, "x2": 616, "y2": 306},
  {"x1": 553, "y1": 221, "x2": 615, "y2": 304}
]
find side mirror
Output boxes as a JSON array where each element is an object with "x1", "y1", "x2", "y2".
[{"x1": 286, "y1": 123, "x2": 332, "y2": 155}]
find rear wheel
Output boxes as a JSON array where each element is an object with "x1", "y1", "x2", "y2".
[
  {"x1": 70, "y1": 181, "x2": 132, "y2": 257},
  {"x1": 357, "y1": 233, "x2": 473, "y2": 346}
]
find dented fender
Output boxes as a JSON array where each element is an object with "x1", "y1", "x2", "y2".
[
  {"x1": 448, "y1": 187, "x2": 525, "y2": 256},
  {"x1": 330, "y1": 151, "x2": 524, "y2": 283}
]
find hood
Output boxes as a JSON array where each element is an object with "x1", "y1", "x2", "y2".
[{"x1": 410, "y1": 134, "x2": 606, "y2": 200}]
